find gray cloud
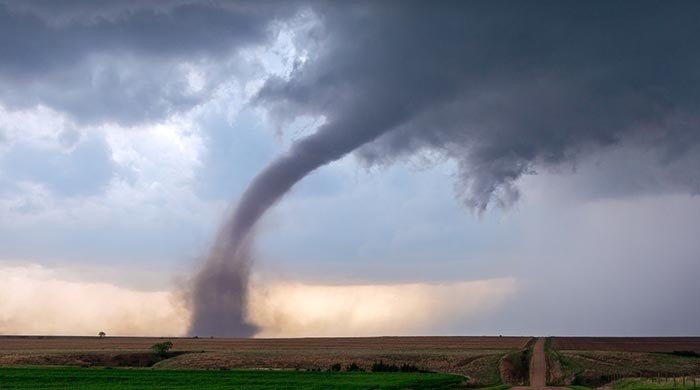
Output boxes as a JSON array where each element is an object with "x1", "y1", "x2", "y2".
[
  {"x1": 0, "y1": 0, "x2": 297, "y2": 124},
  {"x1": 260, "y1": 0, "x2": 700, "y2": 211}
]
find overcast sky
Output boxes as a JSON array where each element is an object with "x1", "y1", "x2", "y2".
[{"x1": 1, "y1": 0, "x2": 699, "y2": 336}]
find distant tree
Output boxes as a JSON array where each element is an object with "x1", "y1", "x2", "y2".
[
  {"x1": 346, "y1": 363, "x2": 363, "y2": 372},
  {"x1": 150, "y1": 341, "x2": 173, "y2": 357},
  {"x1": 329, "y1": 363, "x2": 342, "y2": 372},
  {"x1": 98, "y1": 331, "x2": 106, "y2": 338},
  {"x1": 372, "y1": 361, "x2": 397, "y2": 372}
]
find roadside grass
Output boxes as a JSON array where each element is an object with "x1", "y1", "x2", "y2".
[
  {"x1": 0, "y1": 366, "x2": 465, "y2": 389},
  {"x1": 612, "y1": 377, "x2": 700, "y2": 389},
  {"x1": 558, "y1": 352, "x2": 586, "y2": 385},
  {"x1": 504, "y1": 348, "x2": 531, "y2": 386},
  {"x1": 544, "y1": 337, "x2": 573, "y2": 386},
  {"x1": 463, "y1": 353, "x2": 503, "y2": 387}
]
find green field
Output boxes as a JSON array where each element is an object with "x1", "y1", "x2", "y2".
[
  {"x1": 612, "y1": 377, "x2": 700, "y2": 390},
  {"x1": 0, "y1": 367, "x2": 465, "y2": 389}
]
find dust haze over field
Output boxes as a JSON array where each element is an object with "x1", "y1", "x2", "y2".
[{"x1": 0, "y1": 0, "x2": 699, "y2": 338}]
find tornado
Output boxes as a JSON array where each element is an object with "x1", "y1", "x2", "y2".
[
  {"x1": 187, "y1": 1, "x2": 700, "y2": 337},
  {"x1": 188, "y1": 114, "x2": 398, "y2": 336}
]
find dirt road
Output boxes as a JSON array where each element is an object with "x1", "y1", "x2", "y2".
[
  {"x1": 511, "y1": 337, "x2": 566, "y2": 390},
  {"x1": 529, "y1": 337, "x2": 547, "y2": 388}
]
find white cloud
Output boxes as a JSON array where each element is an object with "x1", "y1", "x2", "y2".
[{"x1": 0, "y1": 104, "x2": 78, "y2": 150}]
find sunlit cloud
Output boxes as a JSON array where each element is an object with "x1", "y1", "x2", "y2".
[
  {"x1": 248, "y1": 278, "x2": 517, "y2": 337},
  {"x1": 0, "y1": 265, "x2": 189, "y2": 336},
  {"x1": 0, "y1": 264, "x2": 516, "y2": 337}
]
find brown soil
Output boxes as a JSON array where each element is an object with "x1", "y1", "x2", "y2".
[
  {"x1": 0, "y1": 335, "x2": 530, "y2": 352},
  {"x1": 550, "y1": 337, "x2": 700, "y2": 352}
]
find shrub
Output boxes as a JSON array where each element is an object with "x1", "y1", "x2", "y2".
[
  {"x1": 398, "y1": 363, "x2": 421, "y2": 373},
  {"x1": 371, "y1": 361, "x2": 427, "y2": 373},
  {"x1": 150, "y1": 341, "x2": 173, "y2": 357},
  {"x1": 329, "y1": 363, "x2": 342, "y2": 372},
  {"x1": 372, "y1": 360, "x2": 397, "y2": 372},
  {"x1": 670, "y1": 350, "x2": 700, "y2": 358},
  {"x1": 346, "y1": 363, "x2": 363, "y2": 372}
]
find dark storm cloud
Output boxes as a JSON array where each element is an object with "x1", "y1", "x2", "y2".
[
  {"x1": 189, "y1": 0, "x2": 700, "y2": 335},
  {"x1": 260, "y1": 0, "x2": 700, "y2": 210},
  {"x1": 0, "y1": 0, "x2": 298, "y2": 124}
]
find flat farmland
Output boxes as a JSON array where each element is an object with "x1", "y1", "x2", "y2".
[
  {"x1": 4, "y1": 336, "x2": 700, "y2": 388},
  {"x1": 0, "y1": 336, "x2": 530, "y2": 387},
  {"x1": 548, "y1": 338, "x2": 700, "y2": 387}
]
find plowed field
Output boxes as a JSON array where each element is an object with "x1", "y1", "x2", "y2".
[
  {"x1": 0, "y1": 335, "x2": 528, "y2": 352},
  {"x1": 550, "y1": 337, "x2": 700, "y2": 352}
]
